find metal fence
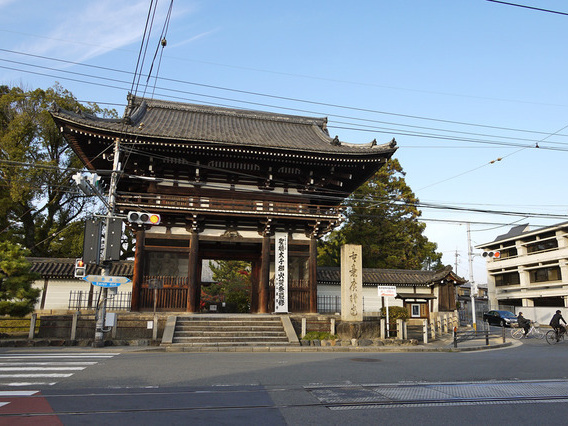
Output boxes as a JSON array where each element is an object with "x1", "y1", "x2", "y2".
[
  {"x1": 68, "y1": 291, "x2": 132, "y2": 311},
  {"x1": 318, "y1": 295, "x2": 341, "y2": 313}
]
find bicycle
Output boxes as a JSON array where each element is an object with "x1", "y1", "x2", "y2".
[
  {"x1": 545, "y1": 327, "x2": 566, "y2": 345},
  {"x1": 511, "y1": 322, "x2": 544, "y2": 339}
]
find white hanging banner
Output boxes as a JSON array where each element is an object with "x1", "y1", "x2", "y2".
[{"x1": 274, "y1": 232, "x2": 289, "y2": 313}]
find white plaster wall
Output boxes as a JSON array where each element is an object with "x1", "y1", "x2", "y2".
[{"x1": 33, "y1": 279, "x2": 132, "y2": 311}]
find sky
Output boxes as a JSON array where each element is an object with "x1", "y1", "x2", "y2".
[{"x1": 2, "y1": 0, "x2": 568, "y2": 284}]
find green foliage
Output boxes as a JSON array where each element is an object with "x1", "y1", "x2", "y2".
[
  {"x1": 206, "y1": 260, "x2": 251, "y2": 313},
  {"x1": 301, "y1": 331, "x2": 338, "y2": 341},
  {"x1": 0, "y1": 241, "x2": 40, "y2": 316},
  {"x1": 318, "y1": 158, "x2": 443, "y2": 270},
  {"x1": 0, "y1": 84, "x2": 119, "y2": 257},
  {"x1": 380, "y1": 306, "x2": 410, "y2": 321}
]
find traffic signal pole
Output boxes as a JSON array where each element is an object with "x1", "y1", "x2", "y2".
[
  {"x1": 467, "y1": 223, "x2": 477, "y2": 331},
  {"x1": 94, "y1": 137, "x2": 121, "y2": 347}
]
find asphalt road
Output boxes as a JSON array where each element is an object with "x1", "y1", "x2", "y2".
[{"x1": 1, "y1": 337, "x2": 568, "y2": 425}]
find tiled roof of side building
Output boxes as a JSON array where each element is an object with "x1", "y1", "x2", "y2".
[
  {"x1": 50, "y1": 95, "x2": 398, "y2": 156},
  {"x1": 28, "y1": 258, "x2": 133, "y2": 279},
  {"x1": 317, "y1": 265, "x2": 465, "y2": 287}
]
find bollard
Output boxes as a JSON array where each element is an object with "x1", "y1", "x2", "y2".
[
  {"x1": 330, "y1": 318, "x2": 336, "y2": 336},
  {"x1": 422, "y1": 319, "x2": 429, "y2": 344},
  {"x1": 453, "y1": 326, "x2": 458, "y2": 348},
  {"x1": 396, "y1": 319, "x2": 403, "y2": 340},
  {"x1": 152, "y1": 314, "x2": 158, "y2": 341},
  {"x1": 380, "y1": 318, "x2": 386, "y2": 339},
  {"x1": 485, "y1": 328, "x2": 489, "y2": 346},
  {"x1": 430, "y1": 320, "x2": 436, "y2": 340},
  {"x1": 70, "y1": 311, "x2": 79, "y2": 341},
  {"x1": 28, "y1": 313, "x2": 37, "y2": 340},
  {"x1": 301, "y1": 317, "x2": 307, "y2": 338},
  {"x1": 502, "y1": 325, "x2": 506, "y2": 343}
]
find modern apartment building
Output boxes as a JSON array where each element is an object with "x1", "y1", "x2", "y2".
[{"x1": 476, "y1": 222, "x2": 568, "y2": 309}]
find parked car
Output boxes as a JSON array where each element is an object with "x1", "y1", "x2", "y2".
[{"x1": 483, "y1": 310, "x2": 518, "y2": 327}]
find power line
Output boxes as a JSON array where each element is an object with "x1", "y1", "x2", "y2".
[
  {"x1": 4, "y1": 60, "x2": 568, "y2": 153},
  {"x1": 486, "y1": 0, "x2": 568, "y2": 17},
  {"x1": 3, "y1": 48, "x2": 568, "y2": 143},
  {"x1": 5, "y1": 156, "x2": 567, "y2": 221}
]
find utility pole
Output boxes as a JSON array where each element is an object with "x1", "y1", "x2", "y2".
[
  {"x1": 94, "y1": 137, "x2": 121, "y2": 347},
  {"x1": 467, "y1": 222, "x2": 477, "y2": 331},
  {"x1": 454, "y1": 250, "x2": 459, "y2": 275}
]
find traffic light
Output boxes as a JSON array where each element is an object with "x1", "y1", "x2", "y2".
[
  {"x1": 127, "y1": 211, "x2": 161, "y2": 225},
  {"x1": 72, "y1": 173, "x2": 102, "y2": 196},
  {"x1": 74, "y1": 258, "x2": 86, "y2": 278},
  {"x1": 72, "y1": 173, "x2": 94, "y2": 196},
  {"x1": 482, "y1": 251, "x2": 500, "y2": 258}
]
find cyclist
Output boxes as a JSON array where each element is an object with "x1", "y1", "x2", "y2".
[
  {"x1": 549, "y1": 310, "x2": 567, "y2": 341},
  {"x1": 517, "y1": 312, "x2": 530, "y2": 337}
]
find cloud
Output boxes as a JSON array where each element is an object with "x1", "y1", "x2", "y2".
[
  {"x1": 22, "y1": 1, "x2": 167, "y2": 63},
  {"x1": 168, "y1": 29, "x2": 220, "y2": 50}
]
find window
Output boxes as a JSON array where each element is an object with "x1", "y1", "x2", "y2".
[
  {"x1": 527, "y1": 238, "x2": 558, "y2": 254},
  {"x1": 411, "y1": 304, "x2": 421, "y2": 318},
  {"x1": 495, "y1": 272, "x2": 520, "y2": 287},
  {"x1": 530, "y1": 266, "x2": 561, "y2": 283},
  {"x1": 499, "y1": 247, "x2": 518, "y2": 259}
]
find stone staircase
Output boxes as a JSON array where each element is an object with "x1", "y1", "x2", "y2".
[{"x1": 161, "y1": 314, "x2": 299, "y2": 347}]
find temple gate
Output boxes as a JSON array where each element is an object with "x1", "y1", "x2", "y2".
[{"x1": 51, "y1": 96, "x2": 397, "y2": 313}]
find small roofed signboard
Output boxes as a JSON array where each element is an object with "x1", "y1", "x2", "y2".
[{"x1": 377, "y1": 285, "x2": 397, "y2": 297}]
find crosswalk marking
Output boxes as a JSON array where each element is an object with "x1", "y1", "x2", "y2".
[
  {"x1": 0, "y1": 391, "x2": 39, "y2": 396},
  {"x1": 0, "y1": 367, "x2": 86, "y2": 371},
  {"x1": 0, "y1": 374, "x2": 74, "y2": 378},
  {"x1": 0, "y1": 362, "x2": 97, "y2": 366},
  {"x1": 0, "y1": 352, "x2": 120, "y2": 387}
]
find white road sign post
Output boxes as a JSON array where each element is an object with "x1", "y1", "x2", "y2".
[{"x1": 377, "y1": 286, "x2": 397, "y2": 337}]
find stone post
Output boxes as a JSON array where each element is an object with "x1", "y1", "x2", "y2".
[
  {"x1": 28, "y1": 313, "x2": 37, "y2": 340},
  {"x1": 70, "y1": 311, "x2": 79, "y2": 341},
  {"x1": 396, "y1": 319, "x2": 404, "y2": 340},
  {"x1": 422, "y1": 319, "x2": 429, "y2": 343},
  {"x1": 340, "y1": 245, "x2": 363, "y2": 322}
]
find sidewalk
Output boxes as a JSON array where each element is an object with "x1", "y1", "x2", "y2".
[{"x1": 0, "y1": 329, "x2": 517, "y2": 353}]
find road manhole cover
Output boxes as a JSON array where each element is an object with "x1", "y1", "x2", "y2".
[{"x1": 350, "y1": 358, "x2": 381, "y2": 363}]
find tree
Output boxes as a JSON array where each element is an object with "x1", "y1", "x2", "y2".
[
  {"x1": 0, "y1": 84, "x2": 117, "y2": 257},
  {"x1": 0, "y1": 241, "x2": 40, "y2": 316},
  {"x1": 207, "y1": 260, "x2": 251, "y2": 313},
  {"x1": 318, "y1": 158, "x2": 443, "y2": 270}
]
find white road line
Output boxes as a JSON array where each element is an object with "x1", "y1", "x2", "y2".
[
  {"x1": 0, "y1": 374, "x2": 74, "y2": 378},
  {"x1": 0, "y1": 362, "x2": 97, "y2": 366},
  {"x1": 0, "y1": 391, "x2": 39, "y2": 396},
  {"x1": 0, "y1": 367, "x2": 86, "y2": 371},
  {"x1": 0, "y1": 353, "x2": 118, "y2": 356},
  {"x1": 0, "y1": 355, "x2": 116, "y2": 359},
  {"x1": 0, "y1": 382, "x2": 56, "y2": 386}
]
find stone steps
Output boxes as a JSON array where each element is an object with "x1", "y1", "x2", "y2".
[{"x1": 163, "y1": 315, "x2": 299, "y2": 347}]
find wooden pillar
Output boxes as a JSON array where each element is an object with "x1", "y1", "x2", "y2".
[
  {"x1": 131, "y1": 229, "x2": 145, "y2": 311},
  {"x1": 309, "y1": 236, "x2": 318, "y2": 313},
  {"x1": 250, "y1": 260, "x2": 260, "y2": 313},
  {"x1": 187, "y1": 232, "x2": 199, "y2": 312},
  {"x1": 259, "y1": 234, "x2": 270, "y2": 313}
]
